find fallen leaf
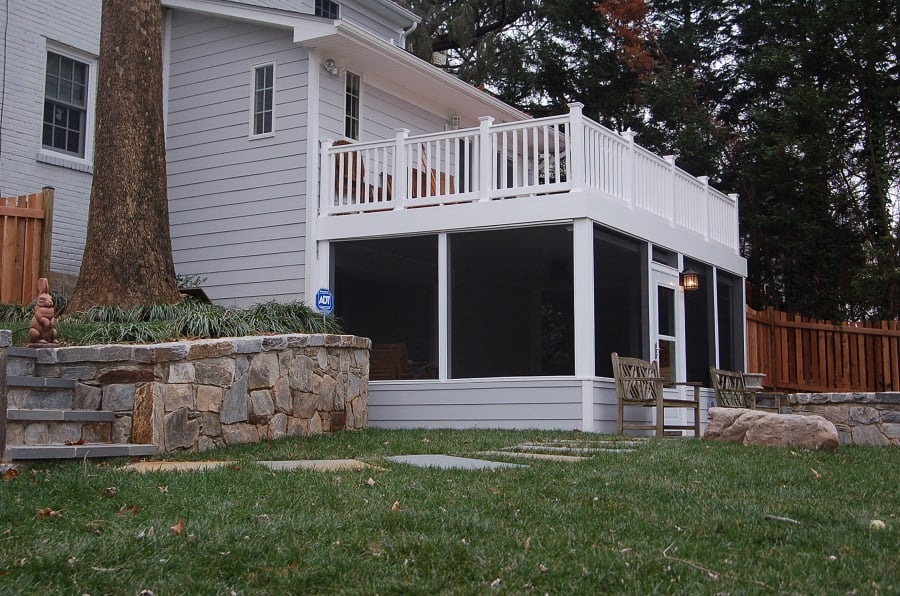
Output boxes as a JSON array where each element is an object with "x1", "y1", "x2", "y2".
[
  {"x1": 105, "y1": 486, "x2": 118, "y2": 497},
  {"x1": 391, "y1": 501, "x2": 402, "y2": 511},
  {"x1": 228, "y1": 464, "x2": 241, "y2": 472},
  {"x1": 490, "y1": 578, "x2": 502, "y2": 589},
  {"x1": 870, "y1": 519, "x2": 886, "y2": 531},
  {"x1": 524, "y1": 536, "x2": 532, "y2": 551},
  {"x1": 810, "y1": 468, "x2": 821, "y2": 479},
  {"x1": 65, "y1": 438, "x2": 85, "y2": 446},
  {"x1": 2, "y1": 468, "x2": 19, "y2": 481},
  {"x1": 171, "y1": 518, "x2": 185, "y2": 535},
  {"x1": 421, "y1": 438, "x2": 431, "y2": 444},
  {"x1": 366, "y1": 477, "x2": 376, "y2": 487},
  {"x1": 36, "y1": 508, "x2": 62, "y2": 518},
  {"x1": 116, "y1": 504, "x2": 140, "y2": 516},
  {"x1": 539, "y1": 563, "x2": 548, "y2": 573},
  {"x1": 157, "y1": 485, "x2": 169, "y2": 494}
]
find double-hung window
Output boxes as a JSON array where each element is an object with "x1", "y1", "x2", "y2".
[
  {"x1": 344, "y1": 71, "x2": 360, "y2": 140},
  {"x1": 251, "y1": 63, "x2": 275, "y2": 137},
  {"x1": 43, "y1": 51, "x2": 89, "y2": 158},
  {"x1": 315, "y1": 0, "x2": 340, "y2": 18}
]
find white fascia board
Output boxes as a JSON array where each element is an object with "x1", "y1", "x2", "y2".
[
  {"x1": 346, "y1": 0, "x2": 421, "y2": 27},
  {"x1": 162, "y1": 0, "x2": 334, "y2": 33}
]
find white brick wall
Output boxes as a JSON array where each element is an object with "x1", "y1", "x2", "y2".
[{"x1": 0, "y1": 1, "x2": 101, "y2": 276}]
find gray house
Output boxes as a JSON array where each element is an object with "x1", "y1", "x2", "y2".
[{"x1": 0, "y1": 0, "x2": 747, "y2": 433}]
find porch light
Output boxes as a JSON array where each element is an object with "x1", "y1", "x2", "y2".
[{"x1": 680, "y1": 268, "x2": 700, "y2": 291}]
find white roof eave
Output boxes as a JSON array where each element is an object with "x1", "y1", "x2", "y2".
[{"x1": 308, "y1": 21, "x2": 529, "y2": 124}]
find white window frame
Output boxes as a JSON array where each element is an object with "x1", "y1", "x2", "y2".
[
  {"x1": 344, "y1": 70, "x2": 361, "y2": 140},
  {"x1": 315, "y1": 0, "x2": 340, "y2": 18},
  {"x1": 38, "y1": 42, "x2": 97, "y2": 170},
  {"x1": 249, "y1": 62, "x2": 276, "y2": 139}
]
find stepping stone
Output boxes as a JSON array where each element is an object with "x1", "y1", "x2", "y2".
[
  {"x1": 124, "y1": 461, "x2": 235, "y2": 473},
  {"x1": 477, "y1": 450, "x2": 589, "y2": 462},
  {"x1": 388, "y1": 454, "x2": 524, "y2": 470},
  {"x1": 257, "y1": 459, "x2": 373, "y2": 472}
]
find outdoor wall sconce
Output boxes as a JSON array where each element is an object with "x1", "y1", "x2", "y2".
[
  {"x1": 323, "y1": 58, "x2": 341, "y2": 76},
  {"x1": 680, "y1": 268, "x2": 700, "y2": 291}
]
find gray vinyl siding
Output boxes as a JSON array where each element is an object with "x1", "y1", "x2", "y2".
[
  {"x1": 166, "y1": 11, "x2": 310, "y2": 307},
  {"x1": 368, "y1": 379, "x2": 584, "y2": 430},
  {"x1": 0, "y1": 1, "x2": 100, "y2": 278},
  {"x1": 319, "y1": 73, "x2": 447, "y2": 143}
]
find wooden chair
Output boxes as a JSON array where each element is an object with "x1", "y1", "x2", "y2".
[
  {"x1": 611, "y1": 352, "x2": 701, "y2": 437},
  {"x1": 709, "y1": 367, "x2": 780, "y2": 412}
]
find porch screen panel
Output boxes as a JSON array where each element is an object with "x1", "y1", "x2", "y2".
[
  {"x1": 333, "y1": 236, "x2": 438, "y2": 380},
  {"x1": 449, "y1": 226, "x2": 574, "y2": 378},
  {"x1": 594, "y1": 225, "x2": 648, "y2": 377},
  {"x1": 717, "y1": 270, "x2": 745, "y2": 371},
  {"x1": 684, "y1": 258, "x2": 715, "y2": 384}
]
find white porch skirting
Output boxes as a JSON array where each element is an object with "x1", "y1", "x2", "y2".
[{"x1": 368, "y1": 377, "x2": 714, "y2": 434}]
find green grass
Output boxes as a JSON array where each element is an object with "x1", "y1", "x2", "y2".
[
  {"x1": 0, "y1": 299, "x2": 341, "y2": 346},
  {"x1": 1, "y1": 429, "x2": 896, "y2": 594}
]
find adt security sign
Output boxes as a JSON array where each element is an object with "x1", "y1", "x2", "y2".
[{"x1": 315, "y1": 288, "x2": 334, "y2": 315}]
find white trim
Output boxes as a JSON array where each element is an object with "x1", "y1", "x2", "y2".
[
  {"x1": 42, "y1": 41, "x2": 97, "y2": 167},
  {"x1": 343, "y1": 69, "x2": 361, "y2": 140},
  {"x1": 162, "y1": 9, "x2": 173, "y2": 140},
  {"x1": 249, "y1": 61, "x2": 276, "y2": 139},
  {"x1": 305, "y1": 50, "x2": 322, "y2": 301},
  {"x1": 438, "y1": 232, "x2": 448, "y2": 380}
]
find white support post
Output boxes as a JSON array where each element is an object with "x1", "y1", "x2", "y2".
[
  {"x1": 621, "y1": 129, "x2": 636, "y2": 209},
  {"x1": 320, "y1": 139, "x2": 334, "y2": 216},
  {"x1": 664, "y1": 155, "x2": 677, "y2": 228},
  {"x1": 573, "y1": 218, "x2": 595, "y2": 431},
  {"x1": 438, "y1": 233, "x2": 449, "y2": 381},
  {"x1": 567, "y1": 103, "x2": 586, "y2": 192},
  {"x1": 478, "y1": 116, "x2": 494, "y2": 202},
  {"x1": 393, "y1": 128, "x2": 409, "y2": 209},
  {"x1": 698, "y1": 175, "x2": 710, "y2": 241},
  {"x1": 729, "y1": 193, "x2": 740, "y2": 255}
]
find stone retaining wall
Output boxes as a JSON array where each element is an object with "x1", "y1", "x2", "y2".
[
  {"x1": 789, "y1": 393, "x2": 900, "y2": 446},
  {"x1": 31, "y1": 334, "x2": 370, "y2": 452}
]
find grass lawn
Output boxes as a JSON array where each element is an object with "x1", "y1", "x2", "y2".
[{"x1": 1, "y1": 429, "x2": 896, "y2": 594}]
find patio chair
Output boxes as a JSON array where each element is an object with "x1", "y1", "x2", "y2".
[
  {"x1": 611, "y1": 353, "x2": 701, "y2": 437},
  {"x1": 709, "y1": 367, "x2": 780, "y2": 412}
]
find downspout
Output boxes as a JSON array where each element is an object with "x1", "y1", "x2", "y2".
[{"x1": 399, "y1": 18, "x2": 417, "y2": 48}]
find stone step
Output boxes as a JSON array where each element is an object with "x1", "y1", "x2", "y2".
[
  {"x1": 6, "y1": 443, "x2": 158, "y2": 460},
  {"x1": 7, "y1": 388, "x2": 74, "y2": 409},
  {"x1": 6, "y1": 375, "x2": 76, "y2": 390},
  {"x1": 6, "y1": 347, "x2": 38, "y2": 376},
  {"x1": 6, "y1": 409, "x2": 115, "y2": 423}
]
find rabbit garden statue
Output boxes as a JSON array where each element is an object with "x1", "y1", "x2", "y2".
[{"x1": 28, "y1": 277, "x2": 59, "y2": 346}]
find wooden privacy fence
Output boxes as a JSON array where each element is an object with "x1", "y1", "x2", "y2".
[
  {"x1": 747, "y1": 306, "x2": 900, "y2": 392},
  {"x1": 0, "y1": 187, "x2": 54, "y2": 304}
]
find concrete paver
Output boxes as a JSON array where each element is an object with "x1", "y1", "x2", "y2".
[{"x1": 388, "y1": 454, "x2": 524, "y2": 470}]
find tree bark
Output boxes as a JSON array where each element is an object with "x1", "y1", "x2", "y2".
[{"x1": 67, "y1": 0, "x2": 181, "y2": 312}]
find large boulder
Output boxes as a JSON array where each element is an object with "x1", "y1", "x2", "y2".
[{"x1": 704, "y1": 407, "x2": 840, "y2": 451}]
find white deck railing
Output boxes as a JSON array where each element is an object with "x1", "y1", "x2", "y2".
[{"x1": 321, "y1": 103, "x2": 739, "y2": 252}]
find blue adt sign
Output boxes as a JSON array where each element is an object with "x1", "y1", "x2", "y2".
[{"x1": 315, "y1": 288, "x2": 334, "y2": 315}]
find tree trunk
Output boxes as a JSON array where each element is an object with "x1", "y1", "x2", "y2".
[{"x1": 67, "y1": 0, "x2": 181, "y2": 312}]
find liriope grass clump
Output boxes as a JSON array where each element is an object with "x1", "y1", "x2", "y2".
[{"x1": 0, "y1": 298, "x2": 341, "y2": 346}]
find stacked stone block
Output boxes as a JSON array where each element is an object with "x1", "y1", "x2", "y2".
[
  {"x1": 789, "y1": 393, "x2": 900, "y2": 446},
  {"x1": 30, "y1": 334, "x2": 370, "y2": 453}
]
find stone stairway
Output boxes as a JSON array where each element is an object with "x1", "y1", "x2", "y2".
[{"x1": 3, "y1": 344, "x2": 157, "y2": 461}]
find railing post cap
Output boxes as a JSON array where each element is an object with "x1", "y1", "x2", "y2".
[
  {"x1": 728, "y1": 193, "x2": 739, "y2": 200},
  {"x1": 394, "y1": 127, "x2": 410, "y2": 134},
  {"x1": 567, "y1": 102, "x2": 584, "y2": 111},
  {"x1": 696, "y1": 175, "x2": 709, "y2": 184},
  {"x1": 663, "y1": 155, "x2": 677, "y2": 165},
  {"x1": 478, "y1": 115, "x2": 494, "y2": 123}
]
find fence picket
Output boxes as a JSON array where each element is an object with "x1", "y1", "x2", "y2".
[
  {"x1": 747, "y1": 306, "x2": 900, "y2": 392},
  {"x1": 0, "y1": 191, "x2": 49, "y2": 304}
]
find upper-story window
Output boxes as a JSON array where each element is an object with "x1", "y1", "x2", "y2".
[
  {"x1": 315, "y1": 0, "x2": 340, "y2": 18},
  {"x1": 43, "y1": 51, "x2": 89, "y2": 158},
  {"x1": 251, "y1": 63, "x2": 275, "y2": 136},
  {"x1": 344, "y1": 71, "x2": 360, "y2": 140}
]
